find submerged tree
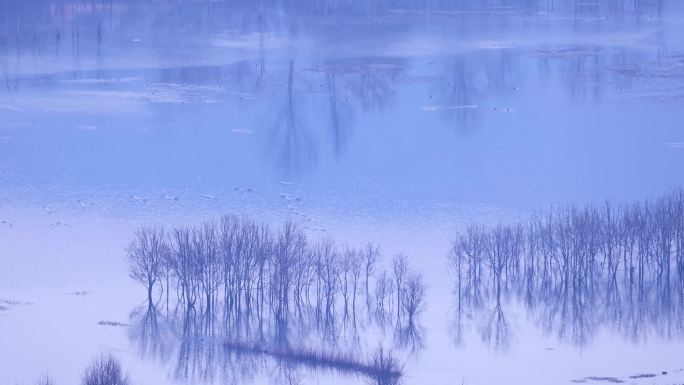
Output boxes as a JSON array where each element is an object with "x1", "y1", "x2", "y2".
[
  {"x1": 81, "y1": 354, "x2": 129, "y2": 385},
  {"x1": 123, "y1": 215, "x2": 427, "y2": 385},
  {"x1": 123, "y1": 215, "x2": 427, "y2": 348},
  {"x1": 36, "y1": 374, "x2": 56, "y2": 385},
  {"x1": 392, "y1": 255, "x2": 408, "y2": 320},
  {"x1": 126, "y1": 226, "x2": 166, "y2": 305},
  {"x1": 448, "y1": 188, "x2": 684, "y2": 347},
  {"x1": 401, "y1": 273, "x2": 426, "y2": 325}
]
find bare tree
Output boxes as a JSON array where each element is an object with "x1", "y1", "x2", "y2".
[
  {"x1": 374, "y1": 270, "x2": 393, "y2": 321},
  {"x1": 126, "y1": 226, "x2": 167, "y2": 305},
  {"x1": 401, "y1": 273, "x2": 426, "y2": 324},
  {"x1": 349, "y1": 248, "x2": 363, "y2": 320},
  {"x1": 123, "y1": 213, "x2": 429, "y2": 358},
  {"x1": 36, "y1": 374, "x2": 56, "y2": 385},
  {"x1": 448, "y1": 188, "x2": 684, "y2": 347},
  {"x1": 392, "y1": 254, "x2": 408, "y2": 319},
  {"x1": 81, "y1": 354, "x2": 129, "y2": 385},
  {"x1": 363, "y1": 243, "x2": 379, "y2": 309}
]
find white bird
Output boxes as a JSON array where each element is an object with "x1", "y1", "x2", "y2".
[
  {"x1": 421, "y1": 105, "x2": 443, "y2": 111},
  {"x1": 43, "y1": 205, "x2": 53, "y2": 214},
  {"x1": 279, "y1": 181, "x2": 294, "y2": 185},
  {"x1": 77, "y1": 200, "x2": 88, "y2": 208},
  {"x1": 230, "y1": 91, "x2": 256, "y2": 100},
  {"x1": 493, "y1": 107, "x2": 514, "y2": 113},
  {"x1": 200, "y1": 194, "x2": 217, "y2": 200},
  {"x1": 234, "y1": 186, "x2": 253, "y2": 193},
  {"x1": 304, "y1": 226, "x2": 326, "y2": 232},
  {"x1": 279, "y1": 194, "x2": 301, "y2": 202},
  {"x1": 131, "y1": 195, "x2": 147, "y2": 203},
  {"x1": 68, "y1": 290, "x2": 89, "y2": 296},
  {"x1": 231, "y1": 128, "x2": 254, "y2": 134}
]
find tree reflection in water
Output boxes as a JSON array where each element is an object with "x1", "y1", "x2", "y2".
[
  {"x1": 129, "y1": 300, "x2": 416, "y2": 385},
  {"x1": 126, "y1": 216, "x2": 425, "y2": 385},
  {"x1": 449, "y1": 189, "x2": 684, "y2": 349}
]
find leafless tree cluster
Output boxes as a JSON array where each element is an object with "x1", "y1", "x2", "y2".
[
  {"x1": 126, "y1": 215, "x2": 426, "y2": 336},
  {"x1": 81, "y1": 354, "x2": 130, "y2": 385},
  {"x1": 35, "y1": 354, "x2": 129, "y2": 385},
  {"x1": 35, "y1": 374, "x2": 56, "y2": 385},
  {"x1": 125, "y1": 217, "x2": 427, "y2": 385},
  {"x1": 449, "y1": 189, "x2": 684, "y2": 346}
]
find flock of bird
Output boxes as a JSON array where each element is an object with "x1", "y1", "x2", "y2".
[
  {"x1": 0, "y1": 184, "x2": 326, "y2": 232},
  {"x1": 277, "y1": 192, "x2": 326, "y2": 232}
]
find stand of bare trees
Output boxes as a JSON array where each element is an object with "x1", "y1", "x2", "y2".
[
  {"x1": 36, "y1": 354, "x2": 129, "y2": 385},
  {"x1": 126, "y1": 215, "x2": 426, "y2": 343},
  {"x1": 449, "y1": 189, "x2": 684, "y2": 347},
  {"x1": 125, "y1": 216, "x2": 426, "y2": 385}
]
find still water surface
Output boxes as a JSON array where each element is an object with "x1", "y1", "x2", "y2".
[{"x1": 1, "y1": 1, "x2": 684, "y2": 384}]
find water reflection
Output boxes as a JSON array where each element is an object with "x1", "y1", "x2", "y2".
[
  {"x1": 318, "y1": 59, "x2": 405, "y2": 154},
  {"x1": 1, "y1": 0, "x2": 679, "y2": 180},
  {"x1": 129, "y1": 300, "x2": 419, "y2": 385},
  {"x1": 126, "y1": 216, "x2": 424, "y2": 385},
  {"x1": 450, "y1": 190, "x2": 684, "y2": 349},
  {"x1": 269, "y1": 60, "x2": 317, "y2": 178}
]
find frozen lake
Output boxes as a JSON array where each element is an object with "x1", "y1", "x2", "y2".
[{"x1": 1, "y1": 1, "x2": 684, "y2": 384}]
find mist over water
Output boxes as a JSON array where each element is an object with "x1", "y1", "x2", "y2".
[{"x1": 1, "y1": 1, "x2": 684, "y2": 384}]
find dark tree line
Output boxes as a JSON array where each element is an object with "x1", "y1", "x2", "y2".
[
  {"x1": 449, "y1": 189, "x2": 684, "y2": 347},
  {"x1": 126, "y1": 215, "x2": 426, "y2": 339},
  {"x1": 125, "y1": 216, "x2": 426, "y2": 385},
  {"x1": 36, "y1": 354, "x2": 129, "y2": 385}
]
